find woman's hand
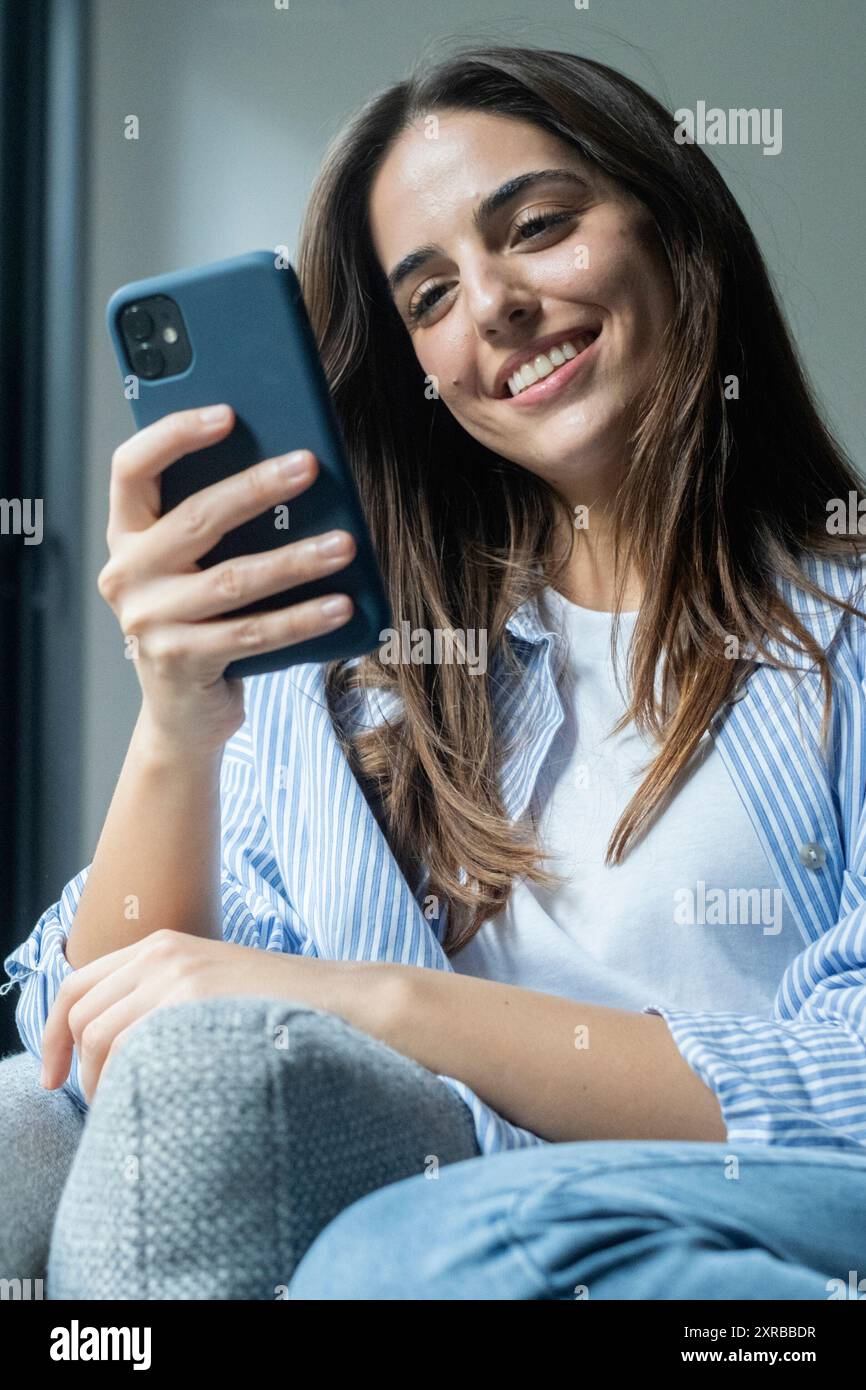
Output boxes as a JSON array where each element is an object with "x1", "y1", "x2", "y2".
[
  {"x1": 99, "y1": 404, "x2": 357, "y2": 754},
  {"x1": 40, "y1": 930, "x2": 406, "y2": 1106}
]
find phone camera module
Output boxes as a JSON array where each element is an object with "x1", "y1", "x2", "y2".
[{"x1": 117, "y1": 294, "x2": 192, "y2": 380}]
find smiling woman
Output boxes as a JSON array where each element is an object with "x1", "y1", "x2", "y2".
[
  {"x1": 299, "y1": 43, "x2": 866, "y2": 952},
  {"x1": 5, "y1": 39, "x2": 866, "y2": 1304}
]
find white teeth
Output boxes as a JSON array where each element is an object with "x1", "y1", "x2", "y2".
[
  {"x1": 506, "y1": 333, "x2": 596, "y2": 397},
  {"x1": 519, "y1": 361, "x2": 539, "y2": 387},
  {"x1": 533, "y1": 355, "x2": 555, "y2": 379}
]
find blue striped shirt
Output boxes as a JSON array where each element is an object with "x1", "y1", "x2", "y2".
[{"x1": 4, "y1": 548, "x2": 866, "y2": 1153}]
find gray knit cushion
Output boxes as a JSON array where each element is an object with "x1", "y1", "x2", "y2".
[
  {"x1": 47, "y1": 996, "x2": 480, "y2": 1299},
  {"x1": 0, "y1": 1050, "x2": 85, "y2": 1284}
]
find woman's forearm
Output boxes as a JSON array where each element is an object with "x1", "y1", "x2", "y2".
[
  {"x1": 64, "y1": 708, "x2": 224, "y2": 969},
  {"x1": 391, "y1": 967, "x2": 727, "y2": 1144}
]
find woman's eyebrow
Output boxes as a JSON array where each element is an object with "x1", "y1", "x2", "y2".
[{"x1": 385, "y1": 168, "x2": 589, "y2": 298}]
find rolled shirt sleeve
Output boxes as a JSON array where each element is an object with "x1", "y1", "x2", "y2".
[
  {"x1": 2, "y1": 872, "x2": 89, "y2": 1110},
  {"x1": 643, "y1": 892, "x2": 866, "y2": 1149}
]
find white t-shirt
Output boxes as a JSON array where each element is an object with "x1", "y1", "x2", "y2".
[{"x1": 451, "y1": 587, "x2": 802, "y2": 1014}]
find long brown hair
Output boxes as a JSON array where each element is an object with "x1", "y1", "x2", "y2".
[{"x1": 297, "y1": 42, "x2": 866, "y2": 953}]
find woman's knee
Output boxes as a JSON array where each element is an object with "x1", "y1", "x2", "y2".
[
  {"x1": 286, "y1": 1140, "x2": 748, "y2": 1301},
  {"x1": 291, "y1": 1138, "x2": 844, "y2": 1301}
]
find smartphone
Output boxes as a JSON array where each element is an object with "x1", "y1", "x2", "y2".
[{"x1": 105, "y1": 249, "x2": 391, "y2": 677}]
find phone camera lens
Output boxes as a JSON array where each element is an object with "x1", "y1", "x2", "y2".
[
  {"x1": 132, "y1": 346, "x2": 164, "y2": 379},
  {"x1": 122, "y1": 305, "x2": 154, "y2": 341}
]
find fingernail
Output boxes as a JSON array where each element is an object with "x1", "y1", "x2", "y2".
[
  {"x1": 320, "y1": 595, "x2": 352, "y2": 619},
  {"x1": 313, "y1": 532, "x2": 350, "y2": 555},
  {"x1": 275, "y1": 450, "x2": 312, "y2": 479},
  {"x1": 39, "y1": 1065, "x2": 48, "y2": 1087},
  {"x1": 199, "y1": 404, "x2": 231, "y2": 425}
]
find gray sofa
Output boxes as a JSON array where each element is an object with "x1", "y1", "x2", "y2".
[
  {"x1": 0, "y1": 998, "x2": 480, "y2": 1298},
  {"x1": 0, "y1": 1050, "x2": 84, "y2": 1290}
]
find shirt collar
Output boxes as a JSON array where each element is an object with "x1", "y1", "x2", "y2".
[{"x1": 503, "y1": 552, "x2": 860, "y2": 671}]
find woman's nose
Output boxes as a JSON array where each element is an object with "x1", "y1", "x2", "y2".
[{"x1": 463, "y1": 268, "x2": 540, "y2": 338}]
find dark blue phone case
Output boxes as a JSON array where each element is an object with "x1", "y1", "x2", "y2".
[{"x1": 105, "y1": 249, "x2": 391, "y2": 677}]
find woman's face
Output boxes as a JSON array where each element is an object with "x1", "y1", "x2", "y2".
[{"x1": 368, "y1": 110, "x2": 675, "y2": 503}]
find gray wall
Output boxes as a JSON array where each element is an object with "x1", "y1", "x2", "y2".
[{"x1": 81, "y1": 0, "x2": 865, "y2": 854}]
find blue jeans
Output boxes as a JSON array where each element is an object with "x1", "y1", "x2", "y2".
[{"x1": 289, "y1": 1139, "x2": 866, "y2": 1299}]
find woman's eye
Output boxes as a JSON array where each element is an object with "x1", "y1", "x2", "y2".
[
  {"x1": 512, "y1": 209, "x2": 575, "y2": 242},
  {"x1": 408, "y1": 281, "x2": 450, "y2": 323}
]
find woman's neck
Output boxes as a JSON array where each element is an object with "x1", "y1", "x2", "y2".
[{"x1": 552, "y1": 509, "x2": 643, "y2": 614}]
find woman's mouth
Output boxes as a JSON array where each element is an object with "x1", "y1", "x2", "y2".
[{"x1": 498, "y1": 328, "x2": 601, "y2": 406}]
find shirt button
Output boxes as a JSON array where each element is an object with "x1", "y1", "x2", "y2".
[{"x1": 799, "y1": 841, "x2": 826, "y2": 870}]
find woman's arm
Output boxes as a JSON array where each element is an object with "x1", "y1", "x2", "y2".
[
  {"x1": 37, "y1": 928, "x2": 722, "y2": 1139},
  {"x1": 389, "y1": 967, "x2": 727, "y2": 1143},
  {"x1": 65, "y1": 407, "x2": 355, "y2": 970},
  {"x1": 64, "y1": 710, "x2": 224, "y2": 968}
]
